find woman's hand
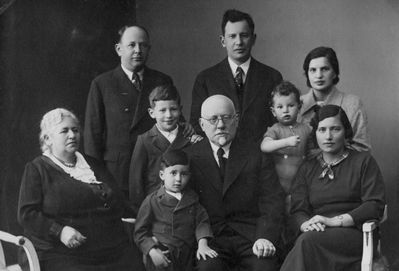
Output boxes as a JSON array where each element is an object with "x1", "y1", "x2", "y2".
[
  {"x1": 149, "y1": 247, "x2": 171, "y2": 268},
  {"x1": 300, "y1": 215, "x2": 328, "y2": 232},
  {"x1": 60, "y1": 226, "x2": 87, "y2": 249}
]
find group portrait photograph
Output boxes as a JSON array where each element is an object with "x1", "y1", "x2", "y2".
[{"x1": 0, "y1": 0, "x2": 398, "y2": 270}]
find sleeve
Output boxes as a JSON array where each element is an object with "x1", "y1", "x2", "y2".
[
  {"x1": 255, "y1": 153, "x2": 285, "y2": 245},
  {"x1": 346, "y1": 97, "x2": 372, "y2": 151},
  {"x1": 129, "y1": 135, "x2": 149, "y2": 215},
  {"x1": 18, "y1": 162, "x2": 64, "y2": 240},
  {"x1": 263, "y1": 124, "x2": 278, "y2": 139},
  {"x1": 190, "y1": 73, "x2": 208, "y2": 135},
  {"x1": 195, "y1": 202, "x2": 213, "y2": 241},
  {"x1": 290, "y1": 162, "x2": 313, "y2": 230},
  {"x1": 347, "y1": 155, "x2": 386, "y2": 226},
  {"x1": 84, "y1": 79, "x2": 106, "y2": 161},
  {"x1": 134, "y1": 195, "x2": 157, "y2": 255}
]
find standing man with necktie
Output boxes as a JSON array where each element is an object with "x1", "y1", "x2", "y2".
[
  {"x1": 190, "y1": 9, "x2": 283, "y2": 143},
  {"x1": 185, "y1": 95, "x2": 285, "y2": 271},
  {"x1": 84, "y1": 25, "x2": 174, "y2": 196}
]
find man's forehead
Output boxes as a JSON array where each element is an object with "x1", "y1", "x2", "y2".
[
  {"x1": 121, "y1": 27, "x2": 149, "y2": 43},
  {"x1": 202, "y1": 101, "x2": 235, "y2": 116}
]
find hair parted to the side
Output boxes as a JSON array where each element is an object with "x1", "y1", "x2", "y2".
[
  {"x1": 160, "y1": 150, "x2": 190, "y2": 171},
  {"x1": 39, "y1": 108, "x2": 79, "y2": 153},
  {"x1": 221, "y1": 9, "x2": 254, "y2": 35},
  {"x1": 270, "y1": 80, "x2": 302, "y2": 107},
  {"x1": 148, "y1": 84, "x2": 181, "y2": 108},
  {"x1": 303, "y1": 46, "x2": 340, "y2": 88},
  {"x1": 310, "y1": 104, "x2": 353, "y2": 145}
]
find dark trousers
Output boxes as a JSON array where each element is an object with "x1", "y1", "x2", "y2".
[
  {"x1": 144, "y1": 243, "x2": 195, "y2": 271},
  {"x1": 196, "y1": 227, "x2": 279, "y2": 271}
]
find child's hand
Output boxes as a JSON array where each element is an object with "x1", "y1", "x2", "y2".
[
  {"x1": 196, "y1": 238, "x2": 218, "y2": 260},
  {"x1": 286, "y1": 135, "x2": 300, "y2": 147},
  {"x1": 196, "y1": 245, "x2": 218, "y2": 260},
  {"x1": 190, "y1": 134, "x2": 203, "y2": 144},
  {"x1": 149, "y1": 247, "x2": 171, "y2": 268}
]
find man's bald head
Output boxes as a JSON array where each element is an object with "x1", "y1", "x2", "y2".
[{"x1": 200, "y1": 95, "x2": 238, "y2": 147}]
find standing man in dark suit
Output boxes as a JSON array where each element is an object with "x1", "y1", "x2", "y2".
[
  {"x1": 84, "y1": 25, "x2": 174, "y2": 196},
  {"x1": 185, "y1": 95, "x2": 285, "y2": 271},
  {"x1": 190, "y1": 9, "x2": 282, "y2": 142}
]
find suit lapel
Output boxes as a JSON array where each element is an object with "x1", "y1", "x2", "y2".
[
  {"x1": 131, "y1": 67, "x2": 152, "y2": 129},
  {"x1": 219, "y1": 59, "x2": 240, "y2": 106},
  {"x1": 148, "y1": 126, "x2": 170, "y2": 152},
  {"x1": 192, "y1": 140, "x2": 223, "y2": 193},
  {"x1": 113, "y1": 66, "x2": 140, "y2": 104},
  {"x1": 242, "y1": 59, "x2": 262, "y2": 113},
  {"x1": 223, "y1": 140, "x2": 249, "y2": 195},
  {"x1": 169, "y1": 126, "x2": 191, "y2": 150}
]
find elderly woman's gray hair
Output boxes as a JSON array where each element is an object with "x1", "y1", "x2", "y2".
[{"x1": 39, "y1": 108, "x2": 79, "y2": 153}]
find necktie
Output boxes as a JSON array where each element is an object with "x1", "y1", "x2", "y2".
[
  {"x1": 234, "y1": 66, "x2": 244, "y2": 111},
  {"x1": 217, "y1": 147, "x2": 226, "y2": 180},
  {"x1": 132, "y1": 72, "x2": 142, "y2": 91}
]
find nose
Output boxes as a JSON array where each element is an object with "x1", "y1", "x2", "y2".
[
  {"x1": 134, "y1": 43, "x2": 141, "y2": 53},
  {"x1": 315, "y1": 69, "x2": 322, "y2": 78},
  {"x1": 165, "y1": 109, "x2": 172, "y2": 118},
  {"x1": 175, "y1": 173, "x2": 181, "y2": 181},
  {"x1": 216, "y1": 117, "x2": 226, "y2": 129},
  {"x1": 67, "y1": 129, "x2": 76, "y2": 138},
  {"x1": 283, "y1": 106, "x2": 289, "y2": 113},
  {"x1": 325, "y1": 129, "x2": 332, "y2": 140}
]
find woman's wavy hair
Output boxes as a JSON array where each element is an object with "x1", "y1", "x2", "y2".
[
  {"x1": 310, "y1": 104, "x2": 353, "y2": 145},
  {"x1": 39, "y1": 108, "x2": 79, "y2": 153}
]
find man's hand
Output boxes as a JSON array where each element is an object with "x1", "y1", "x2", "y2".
[{"x1": 252, "y1": 238, "x2": 276, "y2": 258}]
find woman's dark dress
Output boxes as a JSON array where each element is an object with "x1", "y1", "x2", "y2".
[
  {"x1": 281, "y1": 150, "x2": 385, "y2": 271},
  {"x1": 18, "y1": 155, "x2": 135, "y2": 271}
]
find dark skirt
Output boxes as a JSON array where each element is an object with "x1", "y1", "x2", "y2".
[{"x1": 280, "y1": 227, "x2": 364, "y2": 271}]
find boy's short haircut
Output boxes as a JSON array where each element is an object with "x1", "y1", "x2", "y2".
[
  {"x1": 149, "y1": 84, "x2": 181, "y2": 108},
  {"x1": 160, "y1": 150, "x2": 190, "y2": 170},
  {"x1": 270, "y1": 81, "x2": 301, "y2": 107}
]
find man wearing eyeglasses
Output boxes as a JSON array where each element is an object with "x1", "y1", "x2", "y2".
[
  {"x1": 185, "y1": 95, "x2": 285, "y2": 271},
  {"x1": 190, "y1": 9, "x2": 282, "y2": 143}
]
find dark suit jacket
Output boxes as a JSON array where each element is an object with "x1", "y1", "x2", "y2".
[
  {"x1": 184, "y1": 139, "x2": 285, "y2": 246},
  {"x1": 84, "y1": 65, "x2": 173, "y2": 194},
  {"x1": 190, "y1": 58, "x2": 282, "y2": 142},
  {"x1": 134, "y1": 186, "x2": 212, "y2": 255},
  {"x1": 129, "y1": 124, "x2": 192, "y2": 214}
]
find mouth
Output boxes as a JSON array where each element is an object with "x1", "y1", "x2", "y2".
[
  {"x1": 282, "y1": 115, "x2": 291, "y2": 120},
  {"x1": 323, "y1": 142, "x2": 334, "y2": 147},
  {"x1": 314, "y1": 81, "x2": 325, "y2": 85}
]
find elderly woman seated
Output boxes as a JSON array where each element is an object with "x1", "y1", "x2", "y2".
[
  {"x1": 281, "y1": 105, "x2": 385, "y2": 271},
  {"x1": 18, "y1": 108, "x2": 135, "y2": 271}
]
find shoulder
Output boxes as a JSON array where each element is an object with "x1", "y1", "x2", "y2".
[
  {"x1": 144, "y1": 67, "x2": 173, "y2": 83},
  {"x1": 251, "y1": 58, "x2": 282, "y2": 77},
  {"x1": 196, "y1": 59, "x2": 228, "y2": 78},
  {"x1": 339, "y1": 90, "x2": 363, "y2": 108},
  {"x1": 91, "y1": 67, "x2": 119, "y2": 83},
  {"x1": 184, "y1": 139, "x2": 208, "y2": 155}
]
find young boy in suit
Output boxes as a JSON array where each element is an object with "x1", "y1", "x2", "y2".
[
  {"x1": 129, "y1": 85, "x2": 201, "y2": 213},
  {"x1": 134, "y1": 150, "x2": 216, "y2": 271}
]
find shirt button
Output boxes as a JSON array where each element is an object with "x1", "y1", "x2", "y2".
[
  {"x1": 124, "y1": 108, "x2": 130, "y2": 112},
  {"x1": 101, "y1": 192, "x2": 107, "y2": 198}
]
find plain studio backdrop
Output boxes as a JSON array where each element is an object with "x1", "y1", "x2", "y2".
[{"x1": 1, "y1": 0, "x2": 398, "y2": 267}]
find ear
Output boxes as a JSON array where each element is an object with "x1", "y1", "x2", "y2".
[
  {"x1": 252, "y1": 33, "x2": 257, "y2": 45},
  {"x1": 159, "y1": 170, "x2": 165, "y2": 180},
  {"x1": 115, "y1": 43, "x2": 122, "y2": 56},
  {"x1": 148, "y1": 108, "x2": 155, "y2": 119},
  {"x1": 199, "y1": 118, "x2": 206, "y2": 132},
  {"x1": 220, "y1": 35, "x2": 226, "y2": 47},
  {"x1": 270, "y1": 107, "x2": 277, "y2": 117}
]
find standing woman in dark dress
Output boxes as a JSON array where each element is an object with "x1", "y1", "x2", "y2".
[
  {"x1": 280, "y1": 105, "x2": 385, "y2": 271},
  {"x1": 18, "y1": 108, "x2": 135, "y2": 271}
]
